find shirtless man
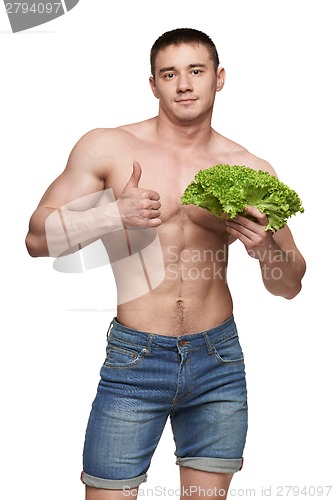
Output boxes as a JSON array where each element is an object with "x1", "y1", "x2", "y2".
[{"x1": 26, "y1": 28, "x2": 306, "y2": 500}]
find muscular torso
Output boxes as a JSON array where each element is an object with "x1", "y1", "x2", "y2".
[{"x1": 92, "y1": 119, "x2": 268, "y2": 335}]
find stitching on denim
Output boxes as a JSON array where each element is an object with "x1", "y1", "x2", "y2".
[
  {"x1": 102, "y1": 353, "x2": 147, "y2": 370},
  {"x1": 108, "y1": 333, "x2": 147, "y2": 349},
  {"x1": 203, "y1": 332, "x2": 214, "y2": 354}
]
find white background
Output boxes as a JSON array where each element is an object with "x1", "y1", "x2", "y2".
[{"x1": 1, "y1": 0, "x2": 332, "y2": 498}]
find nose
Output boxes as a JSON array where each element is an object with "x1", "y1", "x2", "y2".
[{"x1": 176, "y1": 73, "x2": 193, "y2": 93}]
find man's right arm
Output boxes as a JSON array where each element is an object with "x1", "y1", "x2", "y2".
[
  {"x1": 26, "y1": 128, "x2": 116, "y2": 257},
  {"x1": 25, "y1": 129, "x2": 161, "y2": 258}
]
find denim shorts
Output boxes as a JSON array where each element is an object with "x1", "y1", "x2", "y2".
[{"x1": 81, "y1": 315, "x2": 248, "y2": 490}]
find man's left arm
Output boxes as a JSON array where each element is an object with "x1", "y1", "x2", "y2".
[{"x1": 225, "y1": 206, "x2": 306, "y2": 299}]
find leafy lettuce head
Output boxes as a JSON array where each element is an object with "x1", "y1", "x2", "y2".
[{"x1": 181, "y1": 164, "x2": 304, "y2": 231}]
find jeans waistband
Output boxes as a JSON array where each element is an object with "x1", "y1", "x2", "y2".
[{"x1": 108, "y1": 315, "x2": 237, "y2": 350}]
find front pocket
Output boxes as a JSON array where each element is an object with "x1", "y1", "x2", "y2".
[
  {"x1": 103, "y1": 338, "x2": 147, "y2": 369},
  {"x1": 211, "y1": 332, "x2": 244, "y2": 364}
]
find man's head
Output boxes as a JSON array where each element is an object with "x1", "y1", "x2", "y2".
[
  {"x1": 150, "y1": 28, "x2": 220, "y2": 79},
  {"x1": 149, "y1": 28, "x2": 225, "y2": 126}
]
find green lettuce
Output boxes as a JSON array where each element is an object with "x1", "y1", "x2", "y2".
[{"x1": 181, "y1": 164, "x2": 304, "y2": 231}]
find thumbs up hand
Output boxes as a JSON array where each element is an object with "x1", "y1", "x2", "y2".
[{"x1": 117, "y1": 162, "x2": 162, "y2": 228}]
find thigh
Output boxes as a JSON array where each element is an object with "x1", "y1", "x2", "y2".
[
  {"x1": 82, "y1": 333, "x2": 170, "y2": 487},
  {"x1": 171, "y1": 332, "x2": 248, "y2": 471}
]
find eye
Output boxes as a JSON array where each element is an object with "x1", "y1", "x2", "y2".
[
  {"x1": 191, "y1": 69, "x2": 203, "y2": 75},
  {"x1": 164, "y1": 73, "x2": 175, "y2": 79}
]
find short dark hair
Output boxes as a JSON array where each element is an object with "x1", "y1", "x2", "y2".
[{"x1": 150, "y1": 28, "x2": 220, "y2": 77}]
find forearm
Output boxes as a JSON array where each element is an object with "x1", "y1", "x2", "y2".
[
  {"x1": 45, "y1": 203, "x2": 123, "y2": 257},
  {"x1": 26, "y1": 166, "x2": 162, "y2": 259},
  {"x1": 259, "y1": 243, "x2": 306, "y2": 299},
  {"x1": 26, "y1": 190, "x2": 124, "y2": 258},
  {"x1": 225, "y1": 206, "x2": 306, "y2": 300}
]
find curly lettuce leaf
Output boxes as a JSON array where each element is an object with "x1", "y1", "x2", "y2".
[{"x1": 181, "y1": 164, "x2": 304, "y2": 231}]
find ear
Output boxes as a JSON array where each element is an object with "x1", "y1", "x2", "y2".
[
  {"x1": 149, "y1": 76, "x2": 160, "y2": 99},
  {"x1": 216, "y1": 67, "x2": 226, "y2": 92}
]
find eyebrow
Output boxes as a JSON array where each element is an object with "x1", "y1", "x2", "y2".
[{"x1": 158, "y1": 63, "x2": 207, "y2": 74}]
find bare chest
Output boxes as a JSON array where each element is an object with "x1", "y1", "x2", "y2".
[{"x1": 105, "y1": 145, "x2": 229, "y2": 230}]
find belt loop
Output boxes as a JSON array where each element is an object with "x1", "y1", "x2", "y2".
[
  {"x1": 106, "y1": 319, "x2": 115, "y2": 340},
  {"x1": 145, "y1": 334, "x2": 154, "y2": 354},
  {"x1": 203, "y1": 331, "x2": 214, "y2": 355}
]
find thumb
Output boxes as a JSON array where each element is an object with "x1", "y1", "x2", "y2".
[{"x1": 126, "y1": 161, "x2": 142, "y2": 189}]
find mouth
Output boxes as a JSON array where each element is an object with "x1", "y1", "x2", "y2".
[{"x1": 175, "y1": 98, "x2": 198, "y2": 104}]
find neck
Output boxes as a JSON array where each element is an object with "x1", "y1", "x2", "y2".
[{"x1": 154, "y1": 113, "x2": 215, "y2": 150}]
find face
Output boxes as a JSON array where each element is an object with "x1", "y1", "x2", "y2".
[{"x1": 149, "y1": 43, "x2": 225, "y2": 125}]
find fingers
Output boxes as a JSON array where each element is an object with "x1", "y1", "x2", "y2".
[
  {"x1": 225, "y1": 219, "x2": 253, "y2": 243},
  {"x1": 243, "y1": 205, "x2": 268, "y2": 226},
  {"x1": 225, "y1": 207, "x2": 277, "y2": 260},
  {"x1": 150, "y1": 199, "x2": 161, "y2": 211},
  {"x1": 125, "y1": 161, "x2": 142, "y2": 189},
  {"x1": 226, "y1": 206, "x2": 268, "y2": 232},
  {"x1": 139, "y1": 195, "x2": 161, "y2": 211},
  {"x1": 131, "y1": 205, "x2": 161, "y2": 227},
  {"x1": 225, "y1": 208, "x2": 265, "y2": 239},
  {"x1": 119, "y1": 161, "x2": 162, "y2": 228},
  {"x1": 226, "y1": 214, "x2": 264, "y2": 236},
  {"x1": 140, "y1": 200, "x2": 161, "y2": 222},
  {"x1": 127, "y1": 161, "x2": 161, "y2": 207},
  {"x1": 125, "y1": 162, "x2": 160, "y2": 202},
  {"x1": 148, "y1": 216, "x2": 162, "y2": 227},
  {"x1": 149, "y1": 190, "x2": 161, "y2": 201},
  {"x1": 225, "y1": 210, "x2": 273, "y2": 254}
]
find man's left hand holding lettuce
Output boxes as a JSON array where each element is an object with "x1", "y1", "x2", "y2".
[{"x1": 182, "y1": 163, "x2": 306, "y2": 299}]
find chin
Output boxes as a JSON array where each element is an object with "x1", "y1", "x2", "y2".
[{"x1": 176, "y1": 112, "x2": 201, "y2": 124}]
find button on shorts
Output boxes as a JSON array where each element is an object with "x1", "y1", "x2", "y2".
[{"x1": 81, "y1": 315, "x2": 248, "y2": 490}]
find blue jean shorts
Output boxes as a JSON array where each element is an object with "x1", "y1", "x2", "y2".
[{"x1": 81, "y1": 315, "x2": 248, "y2": 490}]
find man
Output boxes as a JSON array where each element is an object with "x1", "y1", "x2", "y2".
[{"x1": 26, "y1": 28, "x2": 306, "y2": 500}]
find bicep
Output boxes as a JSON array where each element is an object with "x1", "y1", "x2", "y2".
[
  {"x1": 37, "y1": 169, "x2": 104, "y2": 212},
  {"x1": 27, "y1": 168, "x2": 105, "y2": 250},
  {"x1": 35, "y1": 129, "x2": 108, "y2": 212}
]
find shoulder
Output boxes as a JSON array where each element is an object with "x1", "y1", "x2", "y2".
[
  {"x1": 214, "y1": 132, "x2": 278, "y2": 177},
  {"x1": 70, "y1": 127, "x2": 132, "y2": 153},
  {"x1": 71, "y1": 119, "x2": 154, "y2": 154},
  {"x1": 65, "y1": 124, "x2": 141, "y2": 170},
  {"x1": 237, "y1": 150, "x2": 278, "y2": 177},
  {"x1": 63, "y1": 128, "x2": 126, "y2": 180},
  {"x1": 64, "y1": 120, "x2": 155, "y2": 180}
]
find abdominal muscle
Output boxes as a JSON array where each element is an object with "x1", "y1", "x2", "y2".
[
  {"x1": 107, "y1": 212, "x2": 233, "y2": 336},
  {"x1": 116, "y1": 279, "x2": 233, "y2": 336}
]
